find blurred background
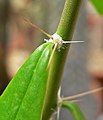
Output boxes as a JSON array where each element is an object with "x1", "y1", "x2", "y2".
[{"x1": 0, "y1": 0, "x2": 103, "y2": 120}]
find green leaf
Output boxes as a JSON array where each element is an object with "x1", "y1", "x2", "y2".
[
  {"x1": 62, "y1": 101, "x2": 86, "y2": 120},
  {"x1": 0, "y1": 42, "x2": 53, "y2": 120},
  {"x1": 90, "y1": 0, "x2": 103, "y2": 15}
]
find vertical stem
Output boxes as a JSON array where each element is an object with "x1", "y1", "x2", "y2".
[
  {"x1": 56, "y1": 0, "x2": 82, "y2": 40},
  {"x1": 43, "y1": 0, "x2": 82, "y2": 120}
]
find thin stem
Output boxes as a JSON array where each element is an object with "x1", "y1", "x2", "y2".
[
  {"x1": 56, "y1": 0, "x2": 82, "y2": 40},
  {"x1": 42, "y1": 0, "x2": 82, "y2": 120},
  {"x1": 62, "y1": 87, "x2": 103, "y2": 101}
]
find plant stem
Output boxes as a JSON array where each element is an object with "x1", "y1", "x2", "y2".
[
  {"x1": 56, "y1": 0, "x2": 82, "y2": 40},
  {"x1": 42, "y1": 0, "x2": 82, "y2": 119}
]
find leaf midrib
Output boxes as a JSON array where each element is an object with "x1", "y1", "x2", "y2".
[{"x1": 13, "y1": 48, "x2": 46, "y2": 120}]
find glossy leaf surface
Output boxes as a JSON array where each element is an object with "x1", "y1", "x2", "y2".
[{"x1": 0, "y1": 42, "x2": 53, "y2": 120}]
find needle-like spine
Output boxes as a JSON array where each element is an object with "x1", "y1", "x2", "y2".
[
  {"x1": 62, "y1": 87, "x2": 103, "y2": 101},
  {"x1": 23, "y1": 17, "x2": 52, "y2": 39}
]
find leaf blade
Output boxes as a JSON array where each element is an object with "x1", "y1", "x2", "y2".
[
  {"x1": 15, "y1": 44, "x2": 53, "y2": 120},
  {"x1": 0, "y1": 43, "x2": 51, "y2": 120},
  {"x1": 62, "y1": 101, "x2": 86, "y2": 120},
  {"x1": 90, "y1": 0, "x2": 103, "y2": 15}
]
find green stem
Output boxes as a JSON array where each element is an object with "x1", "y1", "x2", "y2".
[
  {"x1": 56, "y1": 0, "x2": 82, "y2": 40},
  {"x1": 43, "y1": 0, "x2": 82, "y2": 119}
]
